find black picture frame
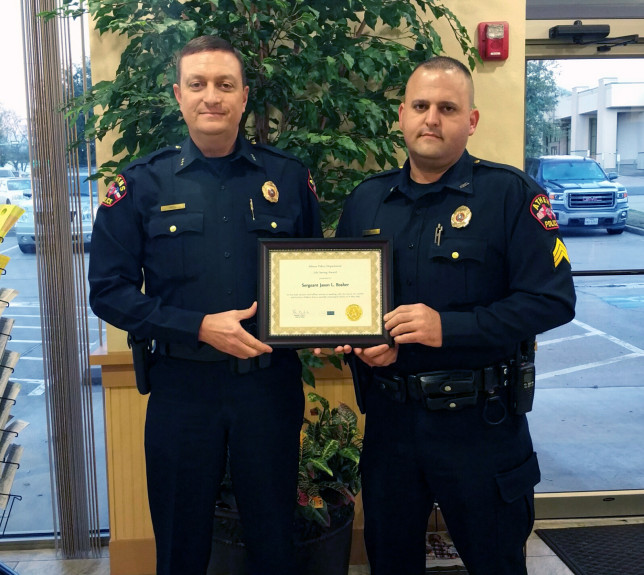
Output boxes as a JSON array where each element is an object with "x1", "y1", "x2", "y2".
[{"x1": 258, "y1": 237, "x2": 393, "y2": 348}]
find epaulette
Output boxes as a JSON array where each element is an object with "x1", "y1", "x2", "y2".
[
  {"x1": 360, "y1": 167, "x2": 401, "y2": 182},
  {"x1": 250, "y1": 141, "x2": 304, "y2": 165},
  {"x1": 471, "y1": 157, "x2": 532, "y2": 182},
  {"x1": 127, "y1": 145, "x2": 182, "y2": 169}
]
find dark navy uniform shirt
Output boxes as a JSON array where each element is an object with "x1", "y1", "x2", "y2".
[
  {"x1": 89, "y1": 135, "x2": 322, "y2": 347},
  {"x1": 336, "y1": 150, "x2": 576, "y2": 374}
]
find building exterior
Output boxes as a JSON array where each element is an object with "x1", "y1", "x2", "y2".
[{"x1": 554, "y1": 78, "x2": 644, "y2": 170}]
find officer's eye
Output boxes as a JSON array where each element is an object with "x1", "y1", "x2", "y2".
[{"x1": 189, "y1": 81, "x2": 203, "y2": 90}]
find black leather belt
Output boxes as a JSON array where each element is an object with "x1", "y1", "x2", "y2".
[
  {"x1": 373, "y1": 364, "x2": 511, "y2": 411},
  {"x1": 156, "y1": 342, "x2": 271, "y2": 374}
]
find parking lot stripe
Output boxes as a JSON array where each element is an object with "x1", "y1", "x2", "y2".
[{"x1": 537, "y1": 352, "x2": 643, "y2": 380}]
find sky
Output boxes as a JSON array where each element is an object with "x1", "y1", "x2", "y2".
[
  {"x1": 552, "y1": 58, "x2": 644, "y2": 91},
  {"x1": 1, "y1": 0, "x2": 644, "y2": 118},
  {"x1": 1, "y1": 0, "x2": 86, "y2": 119}
]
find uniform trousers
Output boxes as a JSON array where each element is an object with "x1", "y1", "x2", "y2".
[
  {"x1": 361, "y1": 384, "x2": 539, "y2": 575},
  {"x1": 144, "y1": 352, "x2": 304, "y2": 575}
]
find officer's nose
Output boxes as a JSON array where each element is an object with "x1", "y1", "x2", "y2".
[
  {"x1": 423, "y1": 106, "x2": 440, "y2": 127},
  {"x1": 203, "y1": 84, "x2": 221, "y2": 105}
]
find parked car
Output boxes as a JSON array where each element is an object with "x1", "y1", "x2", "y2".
[
  {"x1": 0, "y1": 177, "x2": 32, "y2": 204},
  {"x1": 525, "y1": 155, "x2": 629, "y2": 234},
  {"x1": 0, "y1": 167, "x2": 20, "y2": 201},
  {"x1": 15, "y1": 171, "x2": 97, "y2": 254}
]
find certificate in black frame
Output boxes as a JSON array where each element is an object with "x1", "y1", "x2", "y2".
[{"x1": 257, "y1": 237, "x2": 393, "y2": 347}]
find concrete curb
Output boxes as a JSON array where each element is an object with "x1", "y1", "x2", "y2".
[{"x1": 625, "y1": 224, "x2": 644, "y2": 236}]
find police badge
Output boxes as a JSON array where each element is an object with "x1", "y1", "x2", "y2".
[{"x1": 262, "y1": 181, "x2": 279, "y2": 203}]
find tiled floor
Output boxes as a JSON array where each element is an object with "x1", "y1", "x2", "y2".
[{"x1": 1, "y1": 517, "x2": 643, "y2": 574}]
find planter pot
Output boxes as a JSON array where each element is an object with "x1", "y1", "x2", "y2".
[{"x1": 207, "y1": 508, "x2": 354, "y2": 575}]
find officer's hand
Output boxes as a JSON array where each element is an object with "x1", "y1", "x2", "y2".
[
  {"x1": 313, "y1": 345, "x2": 352, "y2": 356},
  {"x1": 354, "y1": 343, "x2": 398, "y2": 367},
  {"x1": 384, "y1": 303, "x2": 442, "y2": 347},
  {"x1": 198, "y1": 301, "x2": 273, "y2": 359}
]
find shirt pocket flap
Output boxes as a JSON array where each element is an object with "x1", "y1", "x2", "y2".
[
  {"x1": 495, "y1": 451, "x2": 541, "y2": 504},
  {"x1": 245, "y1": 213, "x2": 296, "y2": 235},
  {"x1": 430, "y1": 237, "x2": 487, "y2": 263},
  {"x1": 148, "y1": 213, "x2": 204, "y2": 238}
]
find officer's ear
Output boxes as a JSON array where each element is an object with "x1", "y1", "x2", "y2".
[
  {"x1": 469, "y1": 108, "x2": 479, "y2": 135},
  {"x1": 173, "y1": 84, "x2": 182, "y2": 106}
]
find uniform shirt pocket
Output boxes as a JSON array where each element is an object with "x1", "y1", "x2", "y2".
[
  {"x1": 245, "y1": 213, "x2": 297, "y2": 237},
  {"x1": 146, "y1": 212, "x2": 204, "y2": 279},
  {"x1": 427, "y1": 237, "x2": 488, "y2": 307}
]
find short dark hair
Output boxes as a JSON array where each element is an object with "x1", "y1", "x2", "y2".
[
  {"x1": 175, "y1": 36, "x2": 247, "y2": 86},
  {"x1": 410, "y1": 56, "x2": 475, "y2": 106}
]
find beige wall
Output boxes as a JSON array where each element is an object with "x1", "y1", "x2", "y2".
[{"x1": 431, "y1": 1, "x2": 528, "y2": 168}]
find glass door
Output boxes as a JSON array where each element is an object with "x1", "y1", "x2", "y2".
[{"x1": 525, "y1": 57, "x2": 644, "y2": 518}]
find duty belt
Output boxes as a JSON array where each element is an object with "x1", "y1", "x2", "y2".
[
  {"x1": 373, "y1": 364, "x2": 511, "y2": 411},
  {"x1": 156, "y1": 342, "x2": 271, "y2": 374}
]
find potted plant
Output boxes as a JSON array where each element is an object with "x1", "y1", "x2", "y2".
[{"x1": 209, "y1": 391, "x2": 363, "y2": 575}]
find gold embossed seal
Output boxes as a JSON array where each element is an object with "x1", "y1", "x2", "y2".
[
  {"x1": 262, "y1": 181, "x2": 279, "y2": 203},
  {"x1": 345, "y1": 304, "x2": 363, "y2": 322},
  {"x1": 450, "y1": 205, "x2": 472, "y2": 228}
]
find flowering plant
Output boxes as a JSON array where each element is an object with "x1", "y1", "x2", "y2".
[{"x1": 295, "y1": 392, "x2": 362, "y2": 536}]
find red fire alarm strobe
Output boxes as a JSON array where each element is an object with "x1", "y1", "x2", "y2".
[{"x1": 477, "y1": 21, "x2": 509, "y2": 61}]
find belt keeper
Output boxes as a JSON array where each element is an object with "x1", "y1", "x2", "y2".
[{"x1": 483, "y1": 366, "x2": 497, "y2": 394}]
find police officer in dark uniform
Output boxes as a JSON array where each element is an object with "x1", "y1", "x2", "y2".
[
  {"x1": 334, "y1": 57, "x2": 576, "y2": 574},
  {"x1": 88, "y1": 37, "x2": 321, "y2": 575}
]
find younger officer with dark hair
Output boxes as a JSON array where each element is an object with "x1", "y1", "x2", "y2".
[
  {"x1": 89, "y1": 36, "x2": 321, "y2": 575},
  {"x1": 335, "y1": 57, "x2": 576, "y2": 574}
]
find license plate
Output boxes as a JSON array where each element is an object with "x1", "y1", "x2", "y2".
[{"x1": 584, "y1": 217, "x2": 599, "y2": 225}]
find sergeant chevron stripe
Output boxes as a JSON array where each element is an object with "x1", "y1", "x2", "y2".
[{"x1": 553, "y1": 237, "x2": 570, "y2": 268}]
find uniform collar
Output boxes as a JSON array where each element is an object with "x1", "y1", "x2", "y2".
[
  {"x1": 174, "y1": 134, "x2": 264, "y2": 173},
  {"x1": 386, "y1": 150, "x2": 475, "y2": 201}
]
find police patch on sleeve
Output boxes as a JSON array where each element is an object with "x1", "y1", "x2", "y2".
[
  {"x1": 307, "y1": 170, "x2": 318, "y2": 199},
  {"x1": 530, "y1": 194, "x2": 558, "y2": 230},
  {"x1": 553, "y1": 237, "x2": 570, "y2": 268},
  {"x1": 102, "y1": 175, "x2": 127, "y2": 207}
]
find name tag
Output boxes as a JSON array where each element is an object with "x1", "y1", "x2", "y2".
[
  {"x1": 160, "y1": 203, "x2": 186, "y2": 212},
  {"x1": 362, "y1": 228, "x2": 380, "y2": 236}
]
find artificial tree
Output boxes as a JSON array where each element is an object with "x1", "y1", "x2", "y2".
[{"x1": 52, "y1": 0, "x2": 477, "y2": 231}]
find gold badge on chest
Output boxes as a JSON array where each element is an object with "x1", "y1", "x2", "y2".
[
  {"x1": 262, "y1": 181, "x2": 279, "y2": 203},
  {"x1": 451, "y1": 205, "x2": 472, "y2": 228}
]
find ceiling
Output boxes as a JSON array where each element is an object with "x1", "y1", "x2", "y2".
[{"x1": 527, "y1": 0, "x2": 644, "y2": 19}]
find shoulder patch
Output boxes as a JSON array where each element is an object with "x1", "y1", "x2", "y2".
[
  {"x1": 307, "y1": 169, "x2": 318, "y2": 199},
  {"x1": 530, "y1": 193, "x2": 559, "y2": 230},
  {"x1": 102, "y1": 175, "x2": 127, "y2": 207}
]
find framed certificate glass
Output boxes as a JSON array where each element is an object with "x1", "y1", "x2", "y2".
[{"x1": 258, "y1": 238, "x2": 393, "y2": 347}]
